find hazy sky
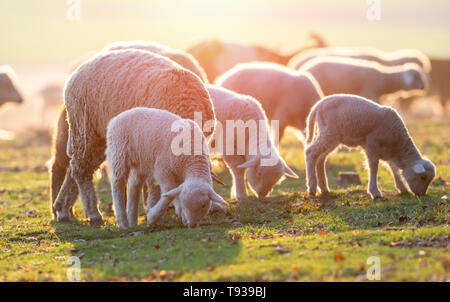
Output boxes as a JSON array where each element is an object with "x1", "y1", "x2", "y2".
[{"x1": 1, "y1": 0, "x2": 450, "y2": 63}]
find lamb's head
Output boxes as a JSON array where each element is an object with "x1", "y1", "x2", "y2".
[
  {"x1": 238, "y1": 156, "x2": 298, "y2": 197},
  {"x1": 162, "y1": 180, "x2": 228, "y2": 228},
  {"x1": 0, "y1": 70, "x2": 23, "y2": 106},
  {"x1": 401, "y1": 64, "x2": 428, "y2": 95},
  {"x1": 402, "y1": 158, "x2": 436, "y2": 196}
]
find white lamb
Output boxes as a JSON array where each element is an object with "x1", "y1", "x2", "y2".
[
  {"x1": 304, "y1": 94, "x2": 435, "y2": 200},
  {"x1": 206, "y1": 85, "x2": 298, "y2": 200},
  {"x1": 106, "y1": 107, "x2": 228, "y2": 229}
]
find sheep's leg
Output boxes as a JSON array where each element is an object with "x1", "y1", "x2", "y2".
[
  {"x1": 316, "y1": 153, "x2": 330, "y2": 194},
  {"x1": 50, "y1": 161, "x2": 68, "y2": 215},
  {"x1": 228, "y1": 159, "x2": 248, "y2": 200},
  {"x1": 147, "y1": 178, "x2": 177, "y2": 227},
  {"x1": 111, "y1": 175, "x2": 129, "y2": 229},
  {"x1": 145, "y1": 181, "x2": 161, "y2": 209},
  {"x1": 70, "y1": 143, "x2": 105, "y2": 224},
  {"x1": 127, "y1": 170, "x2": 145, "y2": 228},
  {"x1": 365, "y1": 152, "x2": 382, "y2": 199},
  {"x1": 305, "y1": 146, "x2": 318, "y2": 196},
  {"x1": 51, "y1": 105, "x2": 76, "y2": 219},
  {"x1": 388, "y1": 162, "x2": 409, "y2": 194},
  {"x1": 147, "y1": 195, "x2": 172, "y2": 227},
  {"x1": 54, "y1": 169, "x2": 79, "y2": 222},
  {"x1": 305, "y1": 132, "x2": 334, "y2": 196}
]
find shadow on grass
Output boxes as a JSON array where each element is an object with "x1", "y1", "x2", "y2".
[{"x1": 48, "y1": 168, "x2": 297, "y2": 281}]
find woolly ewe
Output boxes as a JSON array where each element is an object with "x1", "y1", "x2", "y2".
[
  {"x1": 299, "y1": 57, "x2": 428, "y2": 102},
  {"x1": 50, "y1": 41, "x2": 210, "y2": 214},
  {"x1": 304, "y1": 94, "x2": 435, "y2": 199},
  {"x1": 289, "y1": 47, "x2": 431, "y2": 72},
  {"x1": 104, "y1": 40, "x2": 208, "y2": 82},
  {"x1": 188, "y1": 34, "x2": 326, "y2": 82}
]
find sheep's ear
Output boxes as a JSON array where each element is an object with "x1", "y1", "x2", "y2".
[
  {"x1": 162, "y1": 185, "x2": 183, "y2": 200},
  {"x1": 283, "y1": 163, "x2": 299, "y2": 179},
  {"x1": 413, "y1": 163, "x2": 426, "y2": 174},
  {"x1": 209, "y1": 190, "x2": 228, "y2": 207},
  {"x1": 211, "y1": 171, "x2": 227, "y2": 187},
  {"x1": 237, "y1": 157, "x2": 259, "y2": 169}
]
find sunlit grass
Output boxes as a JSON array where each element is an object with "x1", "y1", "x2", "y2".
[{"x1": 0, "y1": 119, "x2": 448, "y2": 281}]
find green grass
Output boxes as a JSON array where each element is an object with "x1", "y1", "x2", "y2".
[{"x1": 0, "y1": 119, "x2": 449, "y2": 281}]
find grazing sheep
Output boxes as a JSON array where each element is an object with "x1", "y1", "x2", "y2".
[
  {"x1": 104, "y1": 40, "x2": 208, "y2": 83},
  {"x1": 188, "y1": 33, "x2": 326, "y2": 82},
  {"x1": 35, "y1": 83, "x2": 63, "y2": 124},
  {"x1": 216, "y1": 62, "x2": 324, "y2": 140},
  {"x1": 304, "y1": 94, "x2": 435, "y2": 199},
  {"x1": 299, "y1": 57, "x2": 427, "y2": 102},
  {"x1": 106, "y1": 107, "x2": 227, "y2": 229},
  {"x1": 429, "y1": 58, "x2": 450, "y2": 111},
  {"x1": 0, "y1": 66, "x2": 23, "y2": 107},
  {"x1": 52, "y1": 49, "x2": 216, "y2": 224},
  {"x1": 206, "y1": 85, "x2": 298, "y2": 199},
  {"x1": 289, "y1": 47, "x2": 431, "y2": 72}
]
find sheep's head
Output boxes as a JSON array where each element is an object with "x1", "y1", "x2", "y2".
[
  {"x1": 238, "y1": 156, "x2": 298, "y2": 198},
  {"x1": 162, "y1": 180, "x2": 228, "y2": 228},
  {"x1": 401, "y1": 64, "x2": 428, "y2": 94},
  {"x1": 0, "y1": 71, "x2": 23, "y2": 106},
  {"x1": 402, "y1": 158, "x2": 436, "y2": 196}
]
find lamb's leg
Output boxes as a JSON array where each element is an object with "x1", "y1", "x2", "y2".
[
  {"x1": 388, "y1": 162, "x2": 409, "y2": 194},
  {"x1": 127, "y1": 170, "x2": 145, "y2": 228},
  {"x1": 316, "y1": 153, "x2": 330, "y2": 194},
  {"x1": 111, "y1": 175, "x2": 128, "y2": 229},
  {"x1": 145, "y1": 181, "x2": 161, "y2": 209},
  {"x1": 147, "y1": 195, "x2": 172, "y2": 227},
  {"x1": 365, "y1": 152, "x2": 382, "y2": 199},
  {"x1": 227, "y1": 158, "x2": 248, "y2": 200},
  {"x1": 305, "y1": 130, "x2": 337, "y2": 196}
]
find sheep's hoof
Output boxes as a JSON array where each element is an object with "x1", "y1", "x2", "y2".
[
  {"x1": 57, "y1": 216, "x2": 71, "y2": 223},
  {"x1": 89, "y1": 217, "x2": 104, "y2": 226},
  {"x1": 370, "y1": 194, "x2": 383, "y2": 201}
]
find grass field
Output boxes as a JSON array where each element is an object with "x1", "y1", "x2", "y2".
[{"x1": 0, "y1": 119, "x2": 448, "y2": 281}]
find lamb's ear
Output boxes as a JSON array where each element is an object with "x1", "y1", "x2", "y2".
[
  {"x1": 413, "y1": 163, "x2": 426, "y2": 174},
  {"x1": 283, "y1": 162, "x2": 299, "y2": 179},
  {"x1": 209, "y1": 190, "x2": 228, "y2": 207},
  {"x1": 211, "y1": 171, "x2": 227, "y2": 187},
  {"x1": 162, "y1": 185, "x2": 183, "y2": 200},
  {"x1": 237, "y1": 157, "x2": 260, "y2": 169}
]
